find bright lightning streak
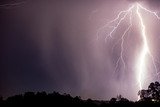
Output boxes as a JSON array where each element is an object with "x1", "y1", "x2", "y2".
[
  {"x1": 97, "y1": 3, "x2": 160, "y2": 99},
  {"x1": 105, "y1": 5, "x2": 134, "y2": 40},
  {"x1": 114, "y1": 11, "x2": 133, "y2": 73},
  {"x1": 136, "y1": 3, "x2": 149, "y2": 91}
]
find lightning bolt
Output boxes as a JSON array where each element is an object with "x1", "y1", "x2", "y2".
[{"x1": 97, "y1": 3, "x2": 160, "y2": 99}]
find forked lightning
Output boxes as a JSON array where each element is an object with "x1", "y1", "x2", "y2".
[{"x1": 97, "y1": 3, "x2": 160, "y2": 98}]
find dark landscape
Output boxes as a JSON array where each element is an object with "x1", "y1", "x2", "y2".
[
  {"x1": 1, "y1": 82, "x2": 160, "y2": 106},
  {"x1": 1, "y1": 1, "x2": 160, "y2": 106}
]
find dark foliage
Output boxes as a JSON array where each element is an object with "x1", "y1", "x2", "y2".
[
  {"x1": 1, "y1": 82, "x2": 160, "y2": 106},
  {"x1": 0, "y1": 92, "x2": 157, "y2": 107},
  {"x1": 138, "y1": 81, "x2": 160, "y2": 102}
]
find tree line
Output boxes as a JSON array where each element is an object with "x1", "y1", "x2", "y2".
[{"x1": 1, "y1": 82, "x2": 160, "y2": 106}]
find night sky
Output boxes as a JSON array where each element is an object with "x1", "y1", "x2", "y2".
[{"x1": 1, "y1": 0, "x2": 160, "y2": 101}]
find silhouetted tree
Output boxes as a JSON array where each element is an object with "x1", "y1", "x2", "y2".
[
  {"x1": 36, "y1": 91, "x2": 47, "y2": 97},
  {"x1": 110, "y1": 98, "x2": 116, "y2": 103},
  {"x1": 24, "y1": 92, "x2": 35, "y2": 97},
  {"x1": 138, "y1": 81, "x2": 160, "y2": 102},
  {"x1": 3, "y1": 87, "x2": 160, "y2": 106}
]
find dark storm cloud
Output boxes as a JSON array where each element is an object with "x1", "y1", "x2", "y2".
[
  {"x1": 145, "y1": 0, "x2": 160, "y2": 8},
  {"x1": 2, "y1": 0, "x2": 160, "y2": 101},
  {"x1": 0, "y1": 0, "x2": 120, "y2": 99},
  {"x1": 0, "y1": 6, "x2": 53, "y2": 97},
  {"x1": 0, "y1": 0, "x2": 91, "y2": 98}
]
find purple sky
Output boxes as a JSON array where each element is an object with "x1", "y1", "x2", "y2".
[{"x1": 1, "y1": 0, "x2": 160, "y2": 101}]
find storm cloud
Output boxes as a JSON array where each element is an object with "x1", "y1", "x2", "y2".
[{"x1": 1, "y1": 0, "x2": 160, "y2": 101}]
